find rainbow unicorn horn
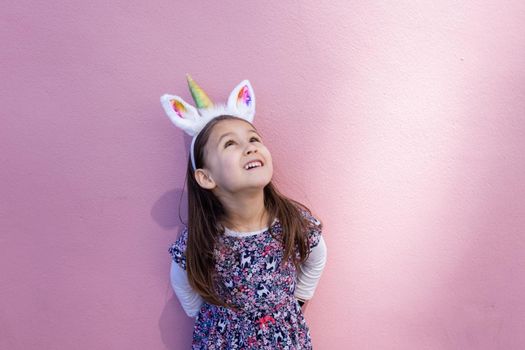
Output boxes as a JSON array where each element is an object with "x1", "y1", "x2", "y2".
[{"x1": 186, "y1": 74, "x2": 213, "y2": 109}]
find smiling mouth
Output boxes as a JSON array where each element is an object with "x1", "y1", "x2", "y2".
[{"x1": 244, "y1": 160, "x2": 263, "y2": 170}]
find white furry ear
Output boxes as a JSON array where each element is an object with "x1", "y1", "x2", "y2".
[
  {"x1": 160, "y1": 94, "x2": 201, "y2": 136},
  {"x1": 227, "y1": 80, "x2": 256, "y2": 122}
]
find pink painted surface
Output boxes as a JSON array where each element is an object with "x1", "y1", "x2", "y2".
[{"x1": 2, "y1": 1, "x2": 525, "y2": 349}]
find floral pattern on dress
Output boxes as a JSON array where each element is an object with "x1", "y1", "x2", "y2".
[{"x1": 168, "y1": 208, "x2": 323, "y2": 349}]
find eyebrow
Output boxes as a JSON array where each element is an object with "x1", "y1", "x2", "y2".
[{"x1": 217, "y1": 129, "x2": 260, "y2": 146}]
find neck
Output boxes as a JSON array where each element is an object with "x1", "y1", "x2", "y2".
[{"x1": 217, "y1": 189, "x2": 269, "y2": 232}]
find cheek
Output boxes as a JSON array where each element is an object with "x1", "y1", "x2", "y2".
[
  {"x1": 262, "y1": 147, "x2": 272, "y2": 162},
  {"x1": 221, "y1": 154, "x2": 240, "y2": 171}
]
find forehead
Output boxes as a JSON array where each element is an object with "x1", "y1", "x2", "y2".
[{"x1": 209, "y1": 118, "x2": 257, "y2": 142}]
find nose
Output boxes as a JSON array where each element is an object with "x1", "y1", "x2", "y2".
[{"x1": 244, "y1": 142, "x2": 258, "y2": 155}]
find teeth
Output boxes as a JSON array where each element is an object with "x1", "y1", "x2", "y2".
[{"x1": 245, "y1": 161, "x2": 262, "y2": 170}]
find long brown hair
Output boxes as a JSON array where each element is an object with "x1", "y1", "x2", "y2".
[{"x1": 182, "y1": 115, "x2": 321, "y2": 308}]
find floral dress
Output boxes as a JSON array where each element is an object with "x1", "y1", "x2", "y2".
[{"x1": 168, "y1": 209, "x2": 323, "y2": 349}]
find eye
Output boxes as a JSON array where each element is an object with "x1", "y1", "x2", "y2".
[{"x1": 224, "y1": 137, "x2": 260, "y2": 148}]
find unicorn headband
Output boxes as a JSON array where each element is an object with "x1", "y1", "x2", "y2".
[{"x1": 160, "y1": 75, "x2": 256, "y2": 171}]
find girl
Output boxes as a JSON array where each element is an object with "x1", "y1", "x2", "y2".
[{"x1": 161, "y1": 75, "x2": 327, "y2": 349}]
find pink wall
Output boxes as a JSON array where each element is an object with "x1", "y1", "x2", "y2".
[{"x1": 2, "y1": 1, "x2": 525, "y2": 349}]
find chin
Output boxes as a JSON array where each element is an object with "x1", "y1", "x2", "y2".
[
  {"x1": 250, "y1": 178, "x2": 271, "y2": 189},
  {"x1": 240, "y1": 177, "x2": 272, "y2": 192}
]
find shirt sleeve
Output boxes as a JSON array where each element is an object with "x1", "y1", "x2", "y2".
[
  {"x1": 295, "y1": 209, "x2": 328, "y2": 301},
  {"x1": 299, "y1": 208, "x2": 323, "y2": 251},
  {"x1": 168, "y1": 226, "x2": 189, "y2": 270},
  {"x1": 170, "y1": 260, "x2": 204, "y2": 318},
  {"x1": 168, "y1": 226, "x2": 204, "y2": 318}
]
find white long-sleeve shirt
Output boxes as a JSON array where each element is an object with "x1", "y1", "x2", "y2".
[{"x1": 169, "y1": 217, "x2": 327, "y2": 318}]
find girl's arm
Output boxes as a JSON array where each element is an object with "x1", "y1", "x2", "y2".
[
  {"x1": 170, "y1": 260, "x2": 204, "y2": 318},
  {"x1": 294, "y1": 235, "x2": 328, "y2": 303}
]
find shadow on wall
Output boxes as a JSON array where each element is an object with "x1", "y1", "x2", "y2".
[
  {"x1": 158, "y1": 296, "x2": 196, "y2": 349},
  {"x1": 152, "y1": 127, "x2": 193, "y2": 348}
]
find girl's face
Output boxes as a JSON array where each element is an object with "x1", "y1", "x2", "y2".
[{"x1": 198, "y1": 118, "x2": 273, "y2": 194}]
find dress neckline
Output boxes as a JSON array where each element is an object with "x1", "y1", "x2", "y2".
[{"x1": 223, "y1": 217, "x2": 278, "y2": 238}]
